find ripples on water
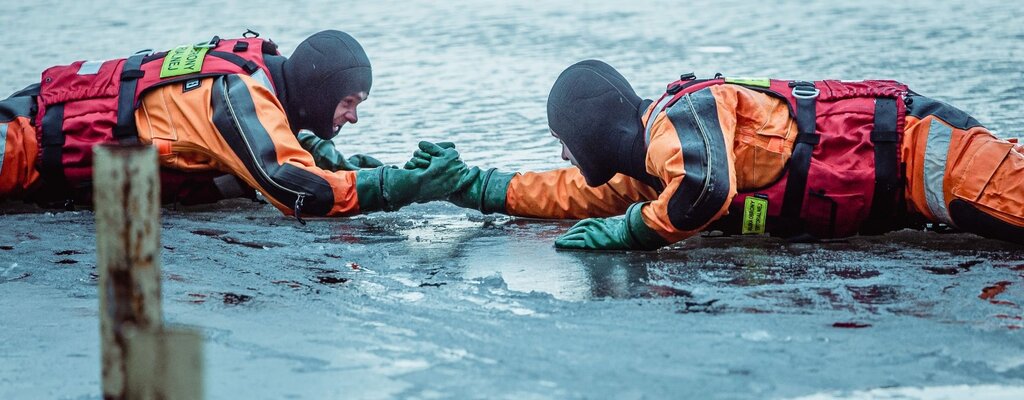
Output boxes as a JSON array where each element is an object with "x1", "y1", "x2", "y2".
[{"x1": 2, "y1": 0, "x2": 1021, "y2": 172}]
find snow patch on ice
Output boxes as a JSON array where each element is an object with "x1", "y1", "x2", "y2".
[
  {"x1": 357, "y1": 281, "x2": 390, "y2": 296},
  {"x1": 436, "y1": 347, "x2": 468, "y2": 362},
  {"x1": 789, "y1": 385, "x2": 1024, "y2": 400},
  {"x1": 392, "y1": 276, "x2": 421, "y2": 288},
  {"x1": 461, "y1": 293, "x2": 538, "y2": 317},
  {"x1": 363, "y1": 321, "x2": 419, "y2": 337},
  {"x1": 991, "y1": 354, "x2": 1024, "y2": 373},
  {"x1": 694, "y1": 46, "x2": 734, "y2": 53},
  {"x1": 475, "y1": 273, "x2": 509, "y2": 291},
  {"x1": 393, "y1": 292, "x2": 425, "y2": 302},
  {"x1": 384, "y1": 358, "x2": 432, "y2": 374},
  {"x1": 1, "y1": 263, "x2": 18, "y2": 278},
  {"x1": 740, "y1": 330, "x2": 773, "y2": 342}
]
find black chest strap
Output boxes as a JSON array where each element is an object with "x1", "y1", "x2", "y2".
[
  {"x1": 781, "y1": 82, "x2": 820, "y2": 226},
  {"x1": 39, "y1": 103, "x2": 66, "y2": 187},
  {"x1": 862, "y1": 97, "x2": 902, "y2": 233},
  {"x1": 114, "y1": 53, "x2": 146, "y2": 144}
]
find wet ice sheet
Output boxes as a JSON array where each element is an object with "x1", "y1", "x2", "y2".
[
  {"x1": 3, "y1": 0, "x2": 1024, "y2": 398},
  {"x1": 2, "y1": 202, "x2": 1024, "y2": 399}
]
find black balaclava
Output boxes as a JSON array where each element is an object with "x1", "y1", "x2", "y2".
[
  {"x1": 281, "y1": 30, "x2": 372, "y2": 140},
  {"x1": 546, "y1": 60, "x2": 657, "y2": 188}
]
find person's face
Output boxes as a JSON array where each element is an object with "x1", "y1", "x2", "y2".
[
  {"x1": 550, "y1": 129, "x2": 579, "y2": 167},
  {"x1": 332, "y1": 91, "x2": 368, "y2": 134}
]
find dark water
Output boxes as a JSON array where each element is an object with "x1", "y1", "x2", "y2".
[
  {"x1": 2, "y1": 1, "x2": 1024, "y2": 399},
  {"x1": 3, "y1": 0, "x2": 1023, "y2": 170}
]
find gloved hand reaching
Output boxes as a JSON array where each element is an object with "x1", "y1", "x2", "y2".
[
  {"x1": 404, "y1": 142, "x2": 515, "y2": 214},
  {"x1": 355, "y1": 141, "x2": 469, "y2": 211},
  {"x1": 343, "y1": 153, "x2": 385, "y2": 169},
  {"x1": 298, "y1": 131, "x2": 384, "y2": 171},
  {"x1": 554, "y1": 217, "x2": 636, "y2": 250},
  {"x1": 554, "y1": 203, "x2": 668, "y2": 251}
]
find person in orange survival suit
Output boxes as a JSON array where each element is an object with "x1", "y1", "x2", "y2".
[
  {"x1": 410, "y1": 59, "x2": 1024, "y2": 250},
  {"x1": 0, "y1": 30, "x2": 463, "y2": 219}
]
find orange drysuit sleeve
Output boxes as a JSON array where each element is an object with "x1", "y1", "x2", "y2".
[
  {"x1": 505, "y1": 168, "x2": 659, "y2": 219},
  {"x1": 135, "y1": 74, "x2": 361, "y2": 217}
]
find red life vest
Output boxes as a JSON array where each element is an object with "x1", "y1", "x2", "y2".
[
  {"x1": 644, "y1": 75, "x2": 909, "y2": 238},
  {"x1": 33, "y1": 34, "x2": 281, "y2": 197}
]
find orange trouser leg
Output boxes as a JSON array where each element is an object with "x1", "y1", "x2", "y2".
[
  {"x1": 0, "y1": 116, "x2": 40, "y2": 199},
  {"x1": 904, "y1": 97, "x2": 1024, "y2": 243}
]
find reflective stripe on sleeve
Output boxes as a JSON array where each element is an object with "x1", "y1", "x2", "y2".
[
  {"x1": 0, "y1": 123, "x2": 8, "y2": 176},
  {"x1": 924, "y1": 119, "x2": 955, "y2": 225}
]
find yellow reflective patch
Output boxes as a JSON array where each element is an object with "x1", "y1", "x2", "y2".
[
  {"x1": 742, "y1": 195, "x2": 768, "y2": 234},
  {"x1": 724, "y1": 77, "x2": 771, "y2": 88},
  {"x1": 160, "y1": 45, "x2": 210, "y2": 78}
]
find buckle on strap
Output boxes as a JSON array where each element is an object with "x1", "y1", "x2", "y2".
[
  {"x1": 792, "y1": 85, "x2": 820, "y2": 99},
  {"x1": 120, "y1": 50, "x2": 150, "y2": 81},
  {"x1": 666, "y1": 73, "x2": 697, "y2": 94},
  {"x1": 789, "y1": 81, "x2": 820, "y2": 99},
  {"x1": 242, "y1": 60, "x2": 260, "y2": 74},
  {"x1": 293, "y1": 193, "x2": 307, "y2": 225},
  {"x1": 195, "y1": 36, "x2": 220, "y2": 49},
  {"x1": 796, "y1": 133, "x2": 821, "y2": 145},
  {"x1": 120, "y1": 69, "x2": 145, "y2": 81}
]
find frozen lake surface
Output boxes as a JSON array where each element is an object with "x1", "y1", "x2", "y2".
[{"x1": 2, "y1": 0, "x2": 1024, "y2": 398}]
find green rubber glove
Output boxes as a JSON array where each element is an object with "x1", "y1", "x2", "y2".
[
  {"x1": 355, "y1": 141, "x2": 469, "y2": 212},
  {"x1": 449, "y1": 167, "x2": 515, "y2": 213},
  {"x1": 297, "y1": 131, "x2": 384, "y2": 171},
  {"x1": 402, "y1": 142, "x2": 455, "y2": 169},
  {"x1": 344, "y1": 154, "x2": 385, "y2": 169},
  {"x1": 403, "y1": 143, "x2": 514, "y2": 213},
  {"x1": 554, "y1": 203, "x2": 668, "y2": 251}
]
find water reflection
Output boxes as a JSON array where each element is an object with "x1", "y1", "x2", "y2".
[
  {"x1": 331, "y1": 210, "x2": 1024, "y2": 327},
  {"x1": 561, "y1": 251, "x2": 654, "y2": 299}
]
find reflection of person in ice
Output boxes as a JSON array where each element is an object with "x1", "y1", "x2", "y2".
[
  {"x1": 416, "y1": 60, "x2": 1024, "y2": 250},
  {"x1": 0, "y1": 30, "x2": 465, "y2": 221}
]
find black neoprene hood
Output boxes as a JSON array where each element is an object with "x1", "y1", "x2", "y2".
[
  {"x1": 281, "y1": 30, "x2": 372, "y2": 140},
  {"x1": 546, "y1": 60, "x2": 652, "y2": 187}
]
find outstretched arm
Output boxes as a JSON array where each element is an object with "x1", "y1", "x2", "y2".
[
  {"x1": 405, "y1": 149, "x2": 659, "y2": 218},
  {"x1": 505, "y1": 168, "x2": 659, "y2": 219}
]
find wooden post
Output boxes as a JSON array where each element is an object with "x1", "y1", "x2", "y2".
[
  {"x1": 125, "y1": 328, "x2": 204, "y2": 400},
  {"x1": 95, "y1": 144, "x2": 163, "y2": 399},
  {"x1": 95, "y1": 144, "x2": 204, "y2": 399}
]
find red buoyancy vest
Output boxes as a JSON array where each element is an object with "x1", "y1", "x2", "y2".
[
  {"x1": 646, "y1": 76, "x2": 909, "y2": 238},
  {"x1": 33, "y1": 35, "x2": 281, "y2": 197}
]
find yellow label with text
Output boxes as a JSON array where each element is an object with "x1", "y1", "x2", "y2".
[
  {"x1": 160, "y1": 45, "x2": 209, "y2": 78},
  {"x1": 742, "y1": 196, "x2": 768, "y2": 234},
  {"x1": 724, "y1": 77, "x2": 771, "y2": 88}
]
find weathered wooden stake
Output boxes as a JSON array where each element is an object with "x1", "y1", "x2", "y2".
[
  {"x1": 95, "y1": 144, "x2": 202, "y2": 399},
  {"x1": 125, "y1": 328, "x2": 204, "y2": 399}
]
